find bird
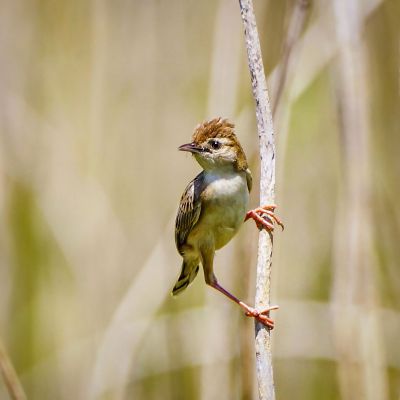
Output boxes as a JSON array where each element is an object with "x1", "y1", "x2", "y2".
[{"x1": 171, "y1": 118, "x2": 283, "y2": 328}]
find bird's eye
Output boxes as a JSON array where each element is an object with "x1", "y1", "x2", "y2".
[{"x1": 209, "y1": 139, "x2": 221, "y2": 150}]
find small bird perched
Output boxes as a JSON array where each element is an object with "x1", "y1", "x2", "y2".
[{"x1": 172, "y1": 118, "x2": 283, "y2": 328}]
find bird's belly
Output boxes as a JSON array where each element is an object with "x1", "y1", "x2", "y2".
[
  {"x1": 196, "y1": 178, "x2": 248, "y2": 250},
  {"x1": 209, "y1": 204, "x2": 244, "y2": 249},
  {"x1": 213, "y1": 225, "x2": 237, "y2": 249}
]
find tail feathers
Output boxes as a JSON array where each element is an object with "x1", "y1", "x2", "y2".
[{"x1": 171, "y1": 262, "x2": 199, "y2": 296}]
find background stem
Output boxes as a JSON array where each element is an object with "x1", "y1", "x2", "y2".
[{"x1": 0, "y1": 337, "x2": 26, "y2": 400}]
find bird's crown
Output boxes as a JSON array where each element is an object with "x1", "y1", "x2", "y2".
[
  {"x1": 192, "y1": 118, "x2": 236, "y2": 143},
  {"x1": 191, "y1": 118, "x2": 248, "y2": 171}
]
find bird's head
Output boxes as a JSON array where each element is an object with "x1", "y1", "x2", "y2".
[{"x1": 179, "y1": 118, "x2": 248, "y2": 172}]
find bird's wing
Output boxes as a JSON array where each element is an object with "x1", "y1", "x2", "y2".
[
  {"x1": 245, "y1": 168, "x2": 253, "y2": 192},
  {"x1": 175, "y1": 172, "x2": 204, "y2": 254}
]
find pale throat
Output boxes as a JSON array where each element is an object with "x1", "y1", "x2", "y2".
[{"x1": 193, "y1": 154, "x2": 239, "y2": 174}]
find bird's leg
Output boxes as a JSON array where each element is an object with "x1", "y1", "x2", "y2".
[
  {"x1": 208, "y1": 280, "x2": 278, "y2": 329},
  {"x1": 245, "y1": 204, "x2": 284, "y2": 232}
]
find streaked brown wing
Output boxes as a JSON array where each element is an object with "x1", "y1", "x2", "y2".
[{"x1": 175, "y1": 172, "x2": 204, "y2": 254}]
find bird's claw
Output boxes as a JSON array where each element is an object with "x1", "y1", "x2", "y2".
[
  {"x1": 245, "y1": 204, "x2": 284, "y2": 232},
  {"x1": 243, "y1": 305, "x2": 279, "y2": 329}
]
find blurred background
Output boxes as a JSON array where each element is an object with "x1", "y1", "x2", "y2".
[{"x1": 0, "y1": 0, "x2": 399, "y2": 399}]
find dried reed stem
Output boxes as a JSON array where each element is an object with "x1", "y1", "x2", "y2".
[
  {"x1": 272, "y1": 0, "x2": 309, "y2": 116},
  {"x1": 0, "y1": 338, "x2": 26, "y2": 400},
  {"x1": 332, "y1": 0, "x2": 388, "y2": 399},
  {"x1": 238, "y1": 1, "x2": 276, "y2": 399}
]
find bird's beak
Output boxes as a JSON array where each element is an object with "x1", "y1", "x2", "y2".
[{"x1": 178, "y1": 142, "x2": 204, "y2": 154}]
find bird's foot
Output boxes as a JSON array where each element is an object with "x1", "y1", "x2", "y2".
[
  {"x1": 245, "y1": 204, "x2": 284, "y2": 232},
  {"x1": 240, "y1": 303, "x2": 279, "y2": 329}
]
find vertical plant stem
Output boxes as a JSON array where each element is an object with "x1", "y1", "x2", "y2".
[
  {"x1": 272, "y1": 0, "x2": 309, "y2": 117},
  {"x1": 238, "y1": 1, "x2": 276, "y2": 399},
  {"x1": 0, "y1": 337, "x2": 26, "y2": 400},
  {"x1": 332, "y1": 1, "x2": 388, "y2": 399}
]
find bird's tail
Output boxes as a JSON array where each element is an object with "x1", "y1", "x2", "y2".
[{"x1": 171, "y1": 260, "x2": 200, "y2": 296}]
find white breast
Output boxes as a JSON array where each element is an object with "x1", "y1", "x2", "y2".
[
  {"x1": 200, "y1": 169, "x2": 249, "y2": 249},
  {"x1": 205, "y1": 172, "x2": 248, "y2": 205}
]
